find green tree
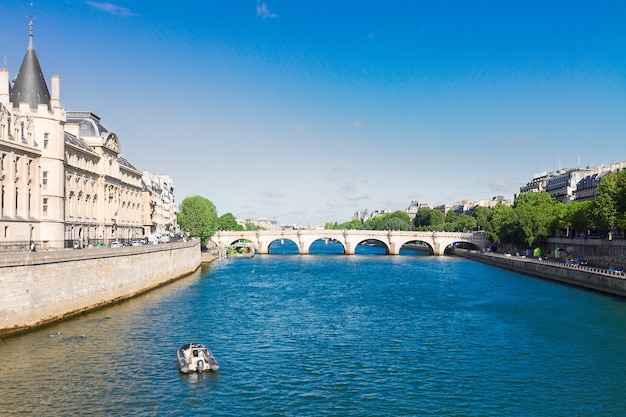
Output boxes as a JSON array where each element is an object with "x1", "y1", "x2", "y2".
[
  {"x1": 593, "y1": 170, "x2": 626, "y2": 239},
  {"x1": 513, "y1": 192, "x2": 559, "y2": 248},
  {"x1": 413, "y1": 207, "x2": 445, "y2": 230},
  {"x1": 557, "y1": 201, "x2": 593, "y2": 237},
  {"x1": 177, "y1": 195, "x2": 217, "y2": 246},
  {"x1": 339, "y1": 219, "x2": 364, "y2": 229},
  {"x1": 489, "y1": 205, "x2": 523, "y2": 247},
  {"x1": 217, "y1": 212, "x2": 244, "y2": 231},
  {"x1": 365, "y1": 211, "x2": 411, "y2": 230},
  {"x1": 473, "y1": 206, "x2": 490, "y2": 231},
  {"x1": 571, "y1": 200, "x2": 594, "y2": 234},
  {"x1": 324, "y1": 222, "x2": 339, "y2": 230},
  {"x1": 244, "y1": 220, "x2": 260, "y2": 231},
  {"x1": 453, "y1": 213, "x2": 477, "y2": 232}
]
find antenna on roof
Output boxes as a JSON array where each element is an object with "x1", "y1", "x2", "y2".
[
  {"x1": 27, "y1": 1, "x2": 36, "y2": 48},
  {"x1": 27, "y1": 2, "x2": 35, "y2": 35}
]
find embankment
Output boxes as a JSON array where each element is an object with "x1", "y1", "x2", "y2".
[
  {"x1": 0, "y1": 239, "x2": 201, "y2": 337},
  {"x1": 454, "y1": 249, "x2": 626, "y2": 298}
]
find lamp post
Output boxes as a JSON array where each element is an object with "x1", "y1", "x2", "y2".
[{"x1": 29, "y1": 223, "x2": 34, "y2": 252}]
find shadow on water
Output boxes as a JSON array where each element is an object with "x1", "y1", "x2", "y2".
[{"x1": 268, "y1": 239, "x2": 431, "y2": 256}]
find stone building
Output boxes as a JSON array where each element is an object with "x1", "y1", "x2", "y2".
[
  {"x1": 142, "y1": 171, "x2": 176, "y2": 236},
  {"x1": 0, "y1": 21, "x2": 169, "y2": 249},
  {"x1": 64, "y1": 112, "x2": 144, "y2": 246},
  {"x1": 0, "y1": 21, "x2": 65, "y2": 249},
  {"x1": 519, "y1": 161, "x2": 626, "y2": 204}
]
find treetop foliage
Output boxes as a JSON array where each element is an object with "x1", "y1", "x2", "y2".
[{"x1": 177, "y1": 195, "x2": 217, "y2": 246}]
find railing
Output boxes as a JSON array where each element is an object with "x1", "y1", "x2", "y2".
[
  {"x1": 0, "y1": 238, "x2": 173, "y2": 253},
  {"x1": 474, "y1": 250, "x2": 625, "y2": 278}
]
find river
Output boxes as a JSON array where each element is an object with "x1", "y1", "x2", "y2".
[{"x1": 1, "y1": 243, "x2": 625, "y2": 416}]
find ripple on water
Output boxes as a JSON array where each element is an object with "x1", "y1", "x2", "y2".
[{"x1": 2, "y1": 255, "x2": 626, "y2": 416}]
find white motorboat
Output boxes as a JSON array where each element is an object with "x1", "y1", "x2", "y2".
[{"x1": 177, "y1": 343, "x2": 220, "y2": 373}]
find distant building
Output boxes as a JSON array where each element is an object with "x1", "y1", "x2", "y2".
[
  {"x1": 406, "y1": 200, "x2": 429, "y2": 218},
  {"x1": 477, "y1": 196, "x2": 513, "y2": 209},
  {"x1": 432, "y1": 204, "x2": 453, "y2": 215},
  {"x1": 519, "y1": 160, "x2": 626, "y2": 204},
  {"x1": 142, "y1": 171, "x2": 176, "y2": 236},
  {"x1": 256, "y1": 218, "x2": 281, "y2": 230},
  {"x1": 544, "y1": 168, "x2": 591, "y2": 203}
]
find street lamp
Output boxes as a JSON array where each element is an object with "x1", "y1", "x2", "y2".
[{"x1": 29, "y1": 223, "x2": 34, "y2": 252}]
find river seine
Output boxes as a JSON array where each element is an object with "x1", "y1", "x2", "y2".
[{"x1": 1, "y1": 243, "x2": 626, "y2": 416}]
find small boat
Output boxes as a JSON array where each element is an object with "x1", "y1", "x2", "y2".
[{"x1": 177, "y1": 343, "x2": 220, "y2": 373}]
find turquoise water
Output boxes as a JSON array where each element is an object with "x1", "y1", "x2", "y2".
[{"x1": 1, "y1": 248, "x2": 626, "y2": 416}]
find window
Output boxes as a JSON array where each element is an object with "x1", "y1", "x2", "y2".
[
  {"x1": 42, "y1": 171, "x2": 48, "y2": 189},
  {"x1": 43, "y1": 198, "x2": 48, "y2": 214}
]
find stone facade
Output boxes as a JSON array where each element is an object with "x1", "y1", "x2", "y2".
[
  {"x1": 0, "y1": 239, "x2": 201, "y2": 337},
  {"x1": 142, "y1": 171, "x2": 176, "y2": 236},
  {"x1": 0, "y1": 22, "x2": 174, "y2": 249}
]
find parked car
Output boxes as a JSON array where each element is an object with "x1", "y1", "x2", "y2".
[
  {"x1": 608, "y1": 266, "x2": 623, "y2": 273},
  {"x1": 111, "y1": 241, "x2": 123, "y2": 248},
  {"x1": 573, "y1": 258, "x2": 588, "y2": 266}
]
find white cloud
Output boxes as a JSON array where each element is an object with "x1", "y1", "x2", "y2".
[
  {"x1": 86, "y1": 1, "x2": 134, "y2": 17},
  {"x1": 256, "y1": 1, "x2": 278, "y2": 19},
  {"x1": 341, "y1": 183, "x2": 369, "y2": 201}
]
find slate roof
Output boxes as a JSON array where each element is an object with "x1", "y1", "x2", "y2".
[
  {"x1": 9, "y1": 24, "x2": 51, "y2": 110},
  {"x1": 64, "y1": 132, "x2": 99, "y2": 156},
  {"x1": 118, "y1": 156, "x2": 138, "y2": 171},
  {"x1": 66, "y1": 112, "x2": 109, "y2": 138}
]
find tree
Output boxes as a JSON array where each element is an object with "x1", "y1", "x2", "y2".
[
  {"x1": 594, "y1": 170, "x2": 626, "y2": 239},
  {"x1": 557, "y1": 201, "x2": 593, "y2": 237},
  {"x1": 473, "y1": 206, "x2": 491, "y2": 232},
  {"x1": 513, "y1": 192, "x2": 559, "y2": 248},
  {"x1": 413, "y1": 207, "x2": 445, "y2": 230},
  {"x1": 177, "y1": 196, "x2": 217, "y2": 246},
  {"x1": 365, "y1": 211, "x2": 411, "y2": 230},
  {"x1": 244, "y1": 220, "x2": 261, "y2": 231},
  {"x1": 339, "y1": 219, "x2": 364, "y2": 229},
  {"x1": 453, "y1": 214, "x2": 477, "y2": 232},
  {"x1": 217, "y1": 213, "x2": 244, "y2": 231},
  {"x1": 489, "y1": 205, "x2": 520, "y2": 246}
]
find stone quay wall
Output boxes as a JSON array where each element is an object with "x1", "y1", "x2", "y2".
[
  {"x1": 454, "y1": 249, "x2": 626, "y2": 298},
  {"x1": 0, "y1": 239, "x2": 201, "y2": 337}
]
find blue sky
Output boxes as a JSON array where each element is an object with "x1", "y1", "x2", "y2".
[{"x1": 1, "y1": 1, "x2": 624, "y2": 226}]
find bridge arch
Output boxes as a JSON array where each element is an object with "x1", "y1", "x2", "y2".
[
  {"x1": 396, "y1": 238, "x2": 435, "y2": 256},
  {"x1": 308, "y1": 238, "x2": 345, "y2": 255},
  {"x1": 266, "y1": 238, "x2": 299, "y2": 254},
  {"x1": 353, "y1": 239, "x2": 389, "y2": 255}
]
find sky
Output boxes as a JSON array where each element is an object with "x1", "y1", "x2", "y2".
[{"x1": 1, "y1": 1, "x2": 625, "y2": 226}]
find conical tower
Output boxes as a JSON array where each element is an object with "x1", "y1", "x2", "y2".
[
  {"x1": 10, "y1": 20, "x2": 51, "y2": 110},
  {"x1": 2, "y1": 18, "x2": 67, "y2": 248}
]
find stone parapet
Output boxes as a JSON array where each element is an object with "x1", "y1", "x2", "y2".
[
  {"x1": 0, "y1": 239, "x2": 201, "y2": 337},
  {"x1": 455, "y1": 249, "x2": 626, "y2": 298}
]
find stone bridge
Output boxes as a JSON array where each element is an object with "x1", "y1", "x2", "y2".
[{"x1": 211, "y1": 230, "x2": 489, "y2": 256}]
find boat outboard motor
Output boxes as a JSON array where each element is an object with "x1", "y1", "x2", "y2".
[{"x1": 197, "y1": 359, "x2": 204, "y2": 373}]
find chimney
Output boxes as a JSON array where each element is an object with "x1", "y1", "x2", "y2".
[
  {"x1": 51, "y1": 75, "x2": 61, "y2": 108},
  {"x1": 0, "y1": 65, "x2": 8, "y2": 105}
]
